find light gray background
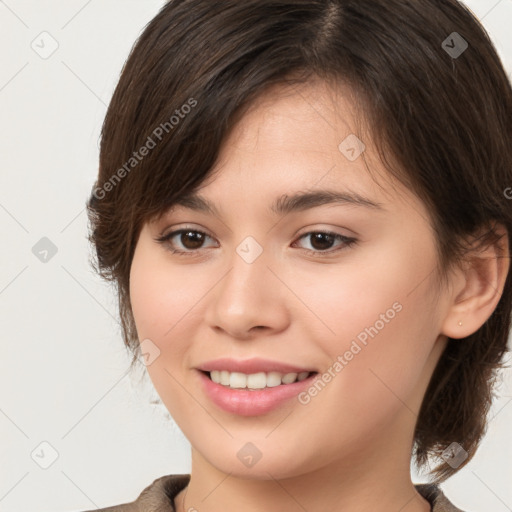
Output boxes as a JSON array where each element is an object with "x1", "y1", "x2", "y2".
[{"x1": 1, "y1": 1, "x2": 511, "y2": 511}]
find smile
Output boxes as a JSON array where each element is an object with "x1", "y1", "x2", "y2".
[
  {"x1": 198, "y1": 369, "x2": 319, "y2": 416},
  {"x1": 206, "y1": 370, "x2": 313, "y2": 390}
]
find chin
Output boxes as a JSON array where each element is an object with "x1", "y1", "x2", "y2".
[{"x1": 197, "y1": 443, "x2": 316, "y2": 481}]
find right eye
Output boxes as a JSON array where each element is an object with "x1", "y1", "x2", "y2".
[{"x1": 154, "y1": 228, "x2": 218, "y2": 256}]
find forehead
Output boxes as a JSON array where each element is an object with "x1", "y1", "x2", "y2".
[
  {"x1": 152, "y1": 79, "x2": 430, "y2": 230},
  {"x1": 226, "y1": 78, "x2": 362, "y2": 155},
  {"x1": 193, "y1": 79, "x2": 407, "y2": 210}
]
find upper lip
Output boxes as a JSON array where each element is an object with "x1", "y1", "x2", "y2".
[{"x1": 196, "y1": 358, "x2": 316, "y2": 374}]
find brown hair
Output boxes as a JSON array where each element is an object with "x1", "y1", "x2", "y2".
[{"x1": 86, "y1": 0, "x2": 512, "y2": 484}]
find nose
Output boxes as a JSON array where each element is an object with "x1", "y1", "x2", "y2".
[{"x1": 204, "y1": 242, "x2": 290, "y2": 340}]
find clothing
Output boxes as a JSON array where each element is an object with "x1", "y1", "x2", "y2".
[{"x1": 82, "y1": 474, "x2": 466, "y2": 512}]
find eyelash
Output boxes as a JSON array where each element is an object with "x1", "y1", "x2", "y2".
[{"x1": 154, "y1": 227, "x2": 357, "y2": 258}]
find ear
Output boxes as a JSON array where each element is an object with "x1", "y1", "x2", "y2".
[{"x1": 441, "y1": 223, "x2": 510, "y2": 340}]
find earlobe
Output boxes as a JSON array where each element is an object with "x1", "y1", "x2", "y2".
[{"x1": 441, "y1": 223, "x2": 510, "y2": 340}]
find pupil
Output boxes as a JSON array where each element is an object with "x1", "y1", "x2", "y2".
[
  {"x1": 311, "y1": 233, "x2": 333, "y2": 250},
  {"x1": 182, "y1": 231, "x2": 203, "y2": 249}
]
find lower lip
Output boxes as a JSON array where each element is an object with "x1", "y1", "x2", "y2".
[{"x1": 197, "y1": 370, "x2": 317, "y2": 416}]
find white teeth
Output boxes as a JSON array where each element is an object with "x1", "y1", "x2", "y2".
[
  {"x1": 266, "y1": 372, "x2": 282, "y2": 387},
  {"x1": 229, "y1": 372, "x2": 247, "y2": 388},
  {"x1": 208, "y1": 370, "x2": 312, "y2": 389},
  {"x1": 281, "y1": 372, "x2": 298, "y2": 384},
  {"x1": 247, "y1": 372, "x2": 267, "y2": 389},
  {"x1": 220, "y1": 370, "x2": 230, "y2": 385}
]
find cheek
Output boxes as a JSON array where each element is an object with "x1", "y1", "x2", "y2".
[
  {"x1": 129, "y1": 248, "x2": 204, "y2": 425},
  {"x1": 304, "y1": 239, "x2": 436, "y2": 352},
  {"x1": 302, "y1": 239, "x2": 439, "y2": 410},
  {"x1": 129, "y1": 245, "x2": 204, "y2": 343}
]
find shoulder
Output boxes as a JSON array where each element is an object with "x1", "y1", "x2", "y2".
[
  {"x1": 415, "y1": 483, "x2": 467, "y2": 512},
  {"x1": 80, "y1": 476, "x2": 465, "y2": 512},
  {"x1": 79, "y1": 474, "x2": 190, "y2": 512}
]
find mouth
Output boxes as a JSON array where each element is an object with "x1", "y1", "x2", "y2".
[
  {"x1": 197, "y1": 367, "x2": 319, "y2": 416},
  {"x1": 195, "y1": 357, "x2": 319, "y2": 415},
  {"x1": 200, "y1": 369, "x2": 318, "y2": 391}
]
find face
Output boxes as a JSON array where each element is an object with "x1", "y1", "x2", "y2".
[{"x1": 129, "y1": 80, "x2": 451, "y2": 480}]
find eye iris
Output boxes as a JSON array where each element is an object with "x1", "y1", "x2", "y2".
[
  {"x1": 310, "y1": 233, "x2": 334, "y2": 251},
  {"x1": 181, "y1": 231, "x2": 204, "y2": 249}
]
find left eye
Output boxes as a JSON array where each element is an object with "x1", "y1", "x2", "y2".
[
  {"x1": 155, "y1": 229, "x2": 357, "y2": 256},
  {"x1": 293, "y1": 231, "x2": 357, "y2": 253}
]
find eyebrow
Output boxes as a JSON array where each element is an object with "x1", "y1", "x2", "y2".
[{"x1": 173, "y1": 189, "x2": 385, "y2": 217}]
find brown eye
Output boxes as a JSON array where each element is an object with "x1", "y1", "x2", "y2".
[
  {"x1": 154, "y1": 228, "x2": 357, "y2": 258},
  {"x1": 308, "y1": 232, "x2": 336, "y2": 251},
  {"x1": 294, "y1": 231, "x2": 357, "y2": 255},
  {"x1": 155, "y1": 228, "x2": 217, "y2": 256},
  {"x1": 177, "y1": 230, "x2": 206, "y2": 250}
]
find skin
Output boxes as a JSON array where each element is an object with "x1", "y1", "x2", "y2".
[{"x1": 129, "y1": 79, "x2": 509, "y2": 512}]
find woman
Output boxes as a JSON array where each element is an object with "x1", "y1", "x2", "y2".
[{"x1": 85, "y1": 0, "x2": 512, "y2": 510}]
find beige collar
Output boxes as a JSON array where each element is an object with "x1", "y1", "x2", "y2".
[{"x1": 84, "y1": 474, "x2": 466, "y2": 512}]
